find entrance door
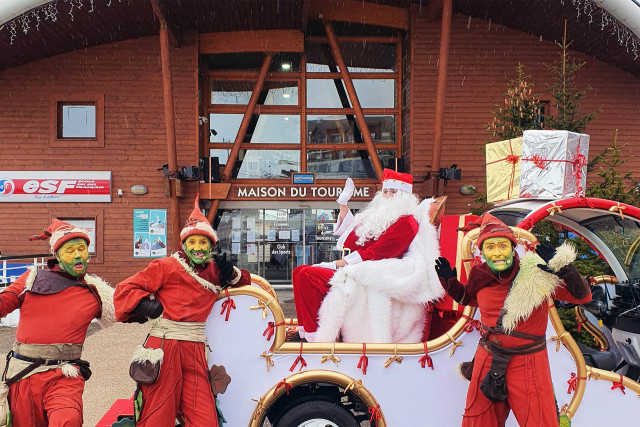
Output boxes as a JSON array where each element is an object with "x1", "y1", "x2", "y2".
[{"x1": 215, "y1": 206, "x2": 342, "y2": 287}]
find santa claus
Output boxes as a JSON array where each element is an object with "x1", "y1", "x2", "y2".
[{"x1": 293, "y1": 169, "x2": 444, "y2": 343}]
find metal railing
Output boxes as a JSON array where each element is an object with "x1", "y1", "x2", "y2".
[{"x1": 0, "y1": 254, "x2": 49, "y2": 287}]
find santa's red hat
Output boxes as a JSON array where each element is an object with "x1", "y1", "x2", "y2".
[
  {"x1": 381, "y1": 168, "x2": 413, "y2": 193},
  {"x1": 476, "y1": 212, "x2": 518, "y2": 248},
  {"x1": 180, "y1": 194, "x2": 218, "y2": 244},
  {"x1": 30, "y1": 218, "x2": 90, "y2": 253}
]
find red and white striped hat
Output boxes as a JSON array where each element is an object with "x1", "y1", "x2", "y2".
[
  {"x1": 180, "y1": 194, "x2": 218, "y2": 244},
  {"x1": 381, "y1": 168, "x2": 413, "y2": 194},
  {"x1": 30, "y1": 218, "x2": 90, "y2": 253}
]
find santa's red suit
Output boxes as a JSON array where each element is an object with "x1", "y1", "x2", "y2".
[
  {"x1": 293, "y1": 209, "x2": 419, "y2": 340},
  {"x1": 115, "y1": 197, "x2": 250, "y2": 427},
  {"x1": 440, "y1": 214, "x2": 591, "y2": 427},
  {"x1": 0, "y1": 262, "x2": 115, "y2": 427}
]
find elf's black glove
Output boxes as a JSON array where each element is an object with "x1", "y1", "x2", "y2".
[
  {"x1": 214, "y1": 252, "x2": 235, "y2": 284},
  {"x1": 536, "y1": 242, "x2": 558, "y2": 274},
  {"x1": 134, "y1": 297, "x2": 163, "y2": 319},
  {"x1": 435, "y1": 257, "x2": 457, "y2": 281}
]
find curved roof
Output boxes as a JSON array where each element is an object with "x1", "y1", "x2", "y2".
[{"x1": 0, "y1": 0, "x2": 639, "y2": 76}]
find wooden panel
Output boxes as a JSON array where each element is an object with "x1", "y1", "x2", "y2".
[
  {"x1": 199, "y1": 30, "x2": 304, "y2": 54},
  {"x1": 310, "y1": 0, "x2": 409, "y2": 30},
  {"x1": 199, "y1": 183, "x2": 232, "y2": 200}
]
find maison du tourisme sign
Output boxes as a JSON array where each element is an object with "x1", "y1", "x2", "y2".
[
  {"x1": 231, "y1": 184, "x2": 377, "y2": 200},
  {"x1": 0, "y1": 171, "x2": 111, "y2": 202}
]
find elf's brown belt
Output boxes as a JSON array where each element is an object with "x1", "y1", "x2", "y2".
[
  {"x1": 477, "y1": 325, "x2": 547, "y2": 402},
  {"x1": 12, "y1": 342, "x2": 83, "y2": 361}
]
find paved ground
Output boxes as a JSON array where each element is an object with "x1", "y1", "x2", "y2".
[{"x1": 0, "y1": 289, "x2": 297, "y2": 426}]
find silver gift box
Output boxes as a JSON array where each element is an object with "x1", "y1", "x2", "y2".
[{"x1": 520, "y1": 130, "x2": 590, "y2": 199}]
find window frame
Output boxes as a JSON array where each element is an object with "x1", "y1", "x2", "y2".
[{"x1": 49, "y1": 93, "x2": 104, "y2": 148}]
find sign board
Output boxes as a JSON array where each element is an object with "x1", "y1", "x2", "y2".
[
  {"x1": 133, "y1": 209, "x2": 167, "y2": 258},
  {"x1": 292, "y1": 173, "x2": 315, "y2": 185},
  {"x1": 0, "y1": 171, "x2": 111, "y2": 202}
]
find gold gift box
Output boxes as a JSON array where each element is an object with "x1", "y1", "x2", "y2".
[{"x1": 485, "y1": 137, "x2": 523, "y2": 203}]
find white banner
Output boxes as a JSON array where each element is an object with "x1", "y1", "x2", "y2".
[{"x1": 0, "y1": 171, "x2": 111, "y2": 202}]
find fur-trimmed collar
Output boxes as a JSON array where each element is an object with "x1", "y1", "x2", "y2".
[
  {"x1": 502, "y1": 242, "x2": 577, "y2": 333},
  {"x1": 171, "y1": 253, "x2": 222, "y2": 294}
]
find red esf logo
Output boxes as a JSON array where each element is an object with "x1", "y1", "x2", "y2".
[
  {"x1": 0, "y1": 179, "x2": 15, "y2": 196},
  {"x1": 6, "y1": 179, "x2": 110, "y2": 195}
]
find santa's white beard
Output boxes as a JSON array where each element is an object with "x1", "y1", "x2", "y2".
[{"x1": 354, "y1": 191, "x2": 419, "y2": 245}]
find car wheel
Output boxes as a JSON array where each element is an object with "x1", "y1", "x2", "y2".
[{"x1": 273, "y1": 400, "x2": 358, "y2": 427}]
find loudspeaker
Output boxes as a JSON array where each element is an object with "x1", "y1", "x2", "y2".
[{"x1": 199, "y1": 157, "x2": 221, "y2": 183}]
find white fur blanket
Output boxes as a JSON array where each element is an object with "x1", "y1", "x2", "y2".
[{"x1": 315, "y1": 198, "x2": 445, "y2": 343}]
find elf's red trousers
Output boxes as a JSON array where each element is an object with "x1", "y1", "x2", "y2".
[
  {"x1": 462, "y1": 346, "x2": 559, "y2": 427},
  {"x1": 8, "y1": 369, "x2": 84, "y2": 427},
  {"x1": 292, "y1": 265, "x2": 335, "y2": 333},
  {"x1": 137, "y1": 337, "x2": 218, "y2": 427}
]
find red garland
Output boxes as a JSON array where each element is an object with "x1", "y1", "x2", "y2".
[
  {"x1": 368, "y1": 404, "x2": 382, "y2": 423},
  {"x1": 274, "y1": 378, "x2": 293, "y2": 395},
  {"x1": 357, "y1": 343, "x2": 369, "y2": 375},
  {"x1": 220, "y1": 289, "x2": 235, "y2": 321},
  {"x1": 611, "y1": 374, "x2": 626, "y2": 394},
  {"x1": 418, "y1": 342, "x2": 434, "y2": 370},
  {"x1": 289, "y1": 342, "x2": 307, "y2": 372}
]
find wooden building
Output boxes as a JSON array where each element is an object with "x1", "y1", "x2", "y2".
[{"x1": 0, "y1": 0, "x2": 639, "y2": 285}]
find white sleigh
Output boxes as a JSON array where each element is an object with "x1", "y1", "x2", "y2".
[{"x1": 205, "y1": 222, "x2": 640, "y2": 426}]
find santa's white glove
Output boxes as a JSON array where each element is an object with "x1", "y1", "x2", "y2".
[
  {"x1": 314, "y1": 261, "x2": 337, "y2": 270},
  {"x1": 336, "y1": 178, "x2": 355, "y2": 205}
]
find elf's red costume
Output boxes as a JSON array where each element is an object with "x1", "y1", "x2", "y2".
[
  {"x1": 0, "y1": 219, "x2": 115, "y2": 427},
  {"x1": 293, "y1": 169, "x2": 421, "y2": 342},
  {"x1": 437, "y1": 213, "x2": 591, "y2": 427},
  {"x1": 114, "y1": 198, "x2": 250, "y2": 427}
]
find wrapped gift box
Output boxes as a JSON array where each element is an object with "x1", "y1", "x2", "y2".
[
  {"x1": 520, "y1": 130, "x2": 589, "y2": 199},
  {"x1": 485, "y1": 137, "x2": 523, "y2": 203}
]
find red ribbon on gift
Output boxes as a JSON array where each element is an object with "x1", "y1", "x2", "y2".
[
  {"x1": 357, "y1": 343, "x2": 369, "y2": 375},
  {"x1": 486, "y1": 138, "x2": 521, "y2": 199},
  {"x1": 220, "y1": 288, "x2": 235, "y2": 321},
  {"x1": 611, "y1": 374, "x2": 626, "y2": 394},
  {"x1": 462, "y1": 314, "x2": 482, "y2": 333},
  {"x1": 274, "y1": 378, "x2": 293, "y2": 395},
  {"x1": 368, "y1": 405, "x2": 382, "y2": 423},
  {"x1": 290, "y1": 342, "x2": 307, "y2": 372},
  {"x1": 418, "y1": 342, "x2": 434, "y2": 370},
  {"x1": 263, "y1": 321, "x2": 285, "y2": 341}
]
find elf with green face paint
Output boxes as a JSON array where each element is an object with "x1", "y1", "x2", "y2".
[
  {"x1": 0, "y1": 219, "x2": 116, "y2": 427},
  {"x1": 435, "y1": 213, "x2": 591, "y2": 427},
  {"x1": 114, "y1": 195, "x2": 250, "y2": 427}
]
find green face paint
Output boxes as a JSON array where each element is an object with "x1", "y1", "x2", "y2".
[
  {"x1": 482, "y1": 237, "x2": 515, "y2": 273},
  {"x1": 183, "y1": 234, "x2": 212, "y2": 265},
  {"x1": 56, "y1": 238, "x2": 90, "y2": 277}
]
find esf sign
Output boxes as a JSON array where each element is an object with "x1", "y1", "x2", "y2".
[
  {"x1": 235, "y1": 185, "x2": 373, "y2": 200},
  {"x1": 0, "y1": 171, "x2": 111, "y2": 202}
]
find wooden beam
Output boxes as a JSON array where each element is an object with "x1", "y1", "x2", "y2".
[
  {"x1": 323, "y1": 19, "x2": 383, "y2": 181},
  {"x1": 431, "y1": 0, "x2": 453, "y2": 196},
  {"x1": 206, "y1": 53, "x2": 273, "y2": 223},
  {"x1": 311, "y1": 0, "x2": 408, "y2": 30},
  {"x1": 149, "y1": 0, "x2": 180, "y2": 47},
  {"x1": 199, "y1": 30, "x2": 304, "y2": 54},
  {"x1": 422, "y1": 0, "x2": 444, "y2": 21},
  {"x1": 158, "y1": 20, "x2": 181, "y2": 246}
]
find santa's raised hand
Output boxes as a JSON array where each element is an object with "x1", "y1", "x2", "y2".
[{"x1": 336, "y1": 177, "x2": 355, "y2": 206}]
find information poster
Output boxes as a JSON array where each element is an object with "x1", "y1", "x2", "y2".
[{"x1": 134, "y1": 209, "x2": 167, "y2": 258}]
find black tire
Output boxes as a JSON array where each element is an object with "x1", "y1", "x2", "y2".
[{"x1": 273, "y1": 400, "x2": 358, "y2": 427}]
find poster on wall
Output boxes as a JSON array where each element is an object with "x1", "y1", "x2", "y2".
[{"x1": 134, "y1": 209, "x2": 167, "y2": 258}]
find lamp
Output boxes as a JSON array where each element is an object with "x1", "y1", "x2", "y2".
[{"x1": 438, "y1": 164, "x2": 462, "y2": 185}]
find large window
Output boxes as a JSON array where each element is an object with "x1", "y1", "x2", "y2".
[{"x1": 202, "y1": 32, "x2": 401, "y2": 181}]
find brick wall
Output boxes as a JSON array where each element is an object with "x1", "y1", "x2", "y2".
[
  {"x1": 0, "y1": 33, "x2": 199, "y2": 283},
  {"x1": 410, "y1": 11, "x2": 640, "y2": 214}
]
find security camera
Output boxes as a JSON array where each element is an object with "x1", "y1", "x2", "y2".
[
  {"x1": 117, "y1": 189, "x2": 124, "y2": 198},
  {"x1": 198, "y1": 116, "x2": 209, "y2": 125}
]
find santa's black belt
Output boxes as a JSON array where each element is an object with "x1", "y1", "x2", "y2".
[{"x1": 477, "y1": 333, "x2": 547, "y2": 402}]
